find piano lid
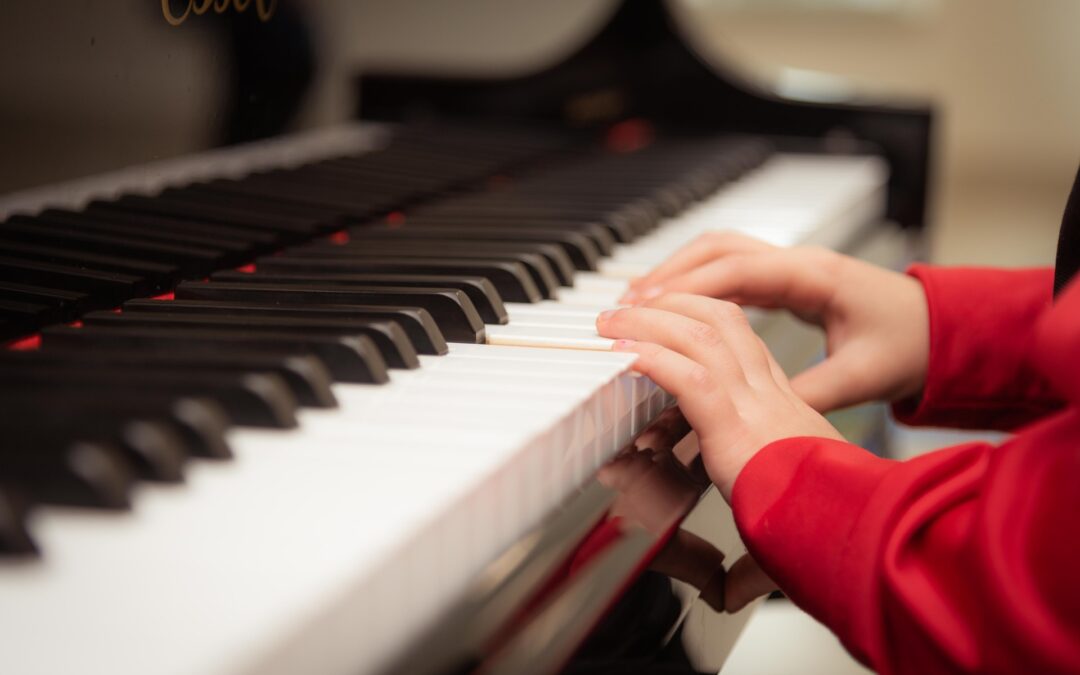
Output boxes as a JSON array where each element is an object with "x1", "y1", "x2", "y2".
[{"x1": 356, "y1": 0, "x2": 934, "y2": 229}]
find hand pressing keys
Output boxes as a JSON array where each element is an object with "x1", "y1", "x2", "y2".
[
  {"x1": 596, "y1": 294, "x2": 836, "y2": 613},
  {"x1": 618, "y1": 231, "x2": 930, "y2": 414},
  {"x1": 601, "y1": 232, "x2": 934, "y2": 613},
  {"x1": 596, "y1": 292, "x2": 842, "y2": 502}
]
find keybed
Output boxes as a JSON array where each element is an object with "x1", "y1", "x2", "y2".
[{"x1": 0, "y1": 123, "x2": 887, "y2": 675}]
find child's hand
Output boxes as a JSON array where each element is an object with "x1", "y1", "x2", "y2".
[
  {"x1": 597, "y1": 294, "x2": 842, "y2": 500},
  {"x1": 619, "y1": 233, "x2": 929, "y2": 413}
]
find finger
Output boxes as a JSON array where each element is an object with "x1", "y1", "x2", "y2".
[
  {"x1": 641, "y1": 293, "x2": 774, "y2": 383},
  {"x1": 621, "y1": 232, "x2": 774, "y2": 303},
  {"x1": 724, "y1": 553, "x2": 778, "y2": 613},
  {"x1": 598, "y1": 307, "x2": 744, "y2": 382},
  {"x1": 641, "y1": 293, "x2": 799, "y2": 396},
  {"x1": 612, "y1": 340, "x2": 735, "y2": 426},
  {"x1": 788, "y1": 345, "x2": 874, "y2": 413},
  {"x1": 639, "y1": 248, "x2": 839, "y2": 319},
  {"x1": 596, "y1": 450, "x2": 654, "y2": 491},
  {"x1": 634, "y1": 407, "x2": 691, "y2": 453}
]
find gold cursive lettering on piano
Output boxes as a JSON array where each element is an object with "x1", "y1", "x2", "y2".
[
  {"x1": 161, "y1": 0, "x2": 277, "y2": 26},
  {"x1": 564, "y1": 88, "x2": 626, "y2": 126}
]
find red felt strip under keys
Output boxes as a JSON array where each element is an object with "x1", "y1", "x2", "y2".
[{"x1": 7, "y1": 334, "x2": 41, "y2": 351}]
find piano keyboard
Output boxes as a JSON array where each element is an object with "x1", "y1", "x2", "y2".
[{"x1": 0, "y1": 124, "x2": 886, "y2": 675}]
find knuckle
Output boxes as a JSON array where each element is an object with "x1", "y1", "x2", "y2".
[
  {"x1": 606, "y1": 308, "x2": 633, "y2": 328},
  {"x1": 687, "y1": 364, "x2": 713, "y2": 388},
  {"x1": 711, "y1": 300, "x2": 746, "y2": 324},
  {"x1": 665, "y1": 291, "x2": 695, "y2": 305},
  {"x1": 701, "y1": 231, "x2": 734, "y2": 248},
  {"x1": 687, "y1": 321, "x2": 721, "y2": 347},
  {"x1": 804, "y1": 245, "x2": 839, "y2": 269}
]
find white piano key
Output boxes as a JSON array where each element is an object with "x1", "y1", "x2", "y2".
[
  {"x1": 566, "y1": 273, "x2": 631, "y2": 294},
  {"x1": 549, "y1": 288, "x2": 624, "y2": 307},
  {"x1": 485, "y1": 324, "x2": 615, "y2": 350},
  {"x1": 504, "y1": 306, "x2": 607, "y2": 329}
]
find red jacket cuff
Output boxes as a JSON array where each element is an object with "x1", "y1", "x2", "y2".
[
  {"x1": 891, "y1": 265, "x2": 1061, "y2": 430},
  {"x1": 731, "y1": 436, "x2": 892, "y2": 663}
]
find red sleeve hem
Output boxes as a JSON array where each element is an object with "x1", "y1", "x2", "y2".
[
  {"x1": 890, "y1": 265, "x2": 1061, "y2": 430},
  {"x1": 731, "y1": 436, "x2": 892, "y2": 657}
]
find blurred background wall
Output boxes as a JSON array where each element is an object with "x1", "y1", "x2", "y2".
[{"x1": 680, "y1": 0, "x2": 1080, "y2": 267}]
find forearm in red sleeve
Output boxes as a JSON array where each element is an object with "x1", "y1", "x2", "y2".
[
  {"x1": 892, "y1": 265, "x2": 1063, "y2": 430},
  {"x1": 732, "y1": 420, "x2": 1080, "y2": 675}
]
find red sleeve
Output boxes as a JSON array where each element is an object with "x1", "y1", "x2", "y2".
[
  {"x1": 891, "y1": 265, "x2": 1063, "y2": 429},
  {"x1": 732, "y1": 279, "x2": 1080, "y2": 674},
  {"x1": 733, "y1": 427, "x2": 1080, "y2": 675}
]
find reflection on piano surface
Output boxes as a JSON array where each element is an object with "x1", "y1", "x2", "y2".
[{"x1": 0, "y1": 2, "x2": 931, "y2": 674}]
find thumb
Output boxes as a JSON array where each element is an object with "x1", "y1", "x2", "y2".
[
  {"x1": 788, "y1": 347, "x2": 871, "y2": 414},
  {"x1": 724, "y1": 553, "x2": 778, "y2": 613}
]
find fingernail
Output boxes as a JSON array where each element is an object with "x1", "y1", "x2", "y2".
[
  {"x1": 612, "y1": 339, "x2": 636, "y2": 351},
  {"x1": 597, "y1": 309, "x2": 618, "y2": 323},
  {"x1": 620, "y1": 290, "x2": 639, "y2": 304},
  {"x1": 639, "y1": 286, "x2": 663, "y2": 301}
]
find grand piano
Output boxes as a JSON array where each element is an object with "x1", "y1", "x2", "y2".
[{"x1": 0, "y1": 2, "x2": 932, "y2": 674}]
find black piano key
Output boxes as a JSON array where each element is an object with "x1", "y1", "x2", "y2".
[
  {"x1": 83, "y1": 310, "x2": 420, "y2": 371},
  {"x1": 42, "y1": 324, "x2": 389, "y2": 385},
  {"x1": 434, "y1": 199, "x2": 658, "y2": 236},
  {"x1": 271, "y1": 166, "x2": 441, "y2": 196},
  {"x1": 148, "y1": 396, "x2": 232, "y2": 460},
  {"x1": 34, "y1": 210, "x2": 258, "y2": 260},
  {"x1": 0, "y1": 439, "x2": 134, "y2": 510},
  {"x1": 0, "y1": 388, "x2": 232, "y2": 461},
  {"x1": 8, "y1": 386, "x2": 232, "y2": 462},
  {"x1": 79, "y1": 205, "x2": 283, "y2": 248},
  {"x1": 290, "y1": 167, "x2": 462, "y2": 198},
  {"x1": 122, "y1": 298, "x2": 448, "y2": 356},
  {"x1": 0, "y1": 485, "x2": 36, "y2": 556},
  {"x1": 395, "y1": 214, "x2": 617, "y2": 254},
  {"x1": 99, "y1": 194, "x2": 332, "y2": 236},
  {"x1": 406, "y1": 204, "x2": 638, "y2": 242},
  {"x1": 0, "y1": 297, "x2": 54, "y2": 325},
  {"x1": 0, "y1": 238, "x2": 179, "y2": 290},
  {"x1": 213, "y1": 270, "x2": 508, "y2": 326},
  {"x1": 1, "y1": 218, "x2": 228, "y2": 276},
  {"x1": 176, "y1": 280, "x2": 486, "y2": 344},
  {"x1": 196, "y1": 176, "x2": 384, "y2": 218},
  {"x1": 303, "y1": 239, "x2": 575, "y2": 288},
  {"x1": 166, "y1": 184, "x2": 349, "y2": 223},
  {"x1": 0, "y1": 255, "x2": 146, "y2": 303},
  {"x1": 0, "y1": 280, "x2": 86, "y2": 339},
  {"x1": 0, "y1": 362, "x2": 300, "y2": 429},
  {"x1": 112, "y1": 352, "x2": 331, "y2": 411},
  {"x1": 0, "y1": 281, "x2": 88, "y2": 320},
  {"x1": 256, "y1": 256, "x2": 541, "y2": 304},
  {"x1": 530, "y1": 185, "x2": 686, "y2": 216},
  {"x1": 0, "y1": 345, "x2": 333, "y2": 420},
  {"x1": 347, "y1": 225, "x2": 601, "y2": 271},
  {"x1": 0, "y1": 410, "x2": 187, "y2": 484}
]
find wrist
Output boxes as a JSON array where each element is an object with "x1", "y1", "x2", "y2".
[
  {"x1": 892, "y1": 273, "x2": 931, "y2": 401},
  {"x1": 707, "y1": 428, "x2": 844, "y2": 501},
  {"x1": 705, "y1": 442, "x2": 765, "y2": 502}
]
